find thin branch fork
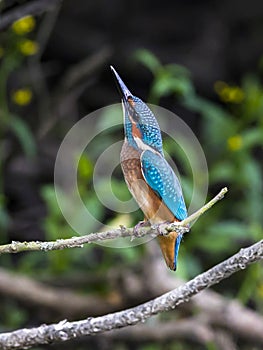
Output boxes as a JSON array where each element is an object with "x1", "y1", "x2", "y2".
[
  {"x1": 0, "y1": 239, "x2": 262, "y2": 349},
  {"x1": 0, "y1": 187, "x2": 228, "y2": 255}
]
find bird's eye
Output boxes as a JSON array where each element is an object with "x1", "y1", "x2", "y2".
[{"x1": 127, "y1": 96, "x2": 135, "y2": 106}]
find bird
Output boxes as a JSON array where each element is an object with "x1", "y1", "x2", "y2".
[{"x1": 111, "y1": 66, "x2": 187, "y2": 270}]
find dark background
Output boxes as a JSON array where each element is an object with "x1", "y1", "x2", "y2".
[{"x1": 1, "y1": 1, "x2": 263, "y2": 349}]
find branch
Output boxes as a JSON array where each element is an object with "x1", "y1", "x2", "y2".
[
  {"x1": 0, "y1": 268, "x2": 116, "y2": 318},
  {"x1": 104, "y1": 320, "x2": 238, "y2": 350},
  {"x1": 97, "y1": 317, "x2": 216, "y2": 344},
  {"x1": 1, "y1": 254, "x2": 263, "y2": 343},
  {"x1": 143, "y1": 243, "x2": 263, "y2": 344},
  {"x1": 37, "y1": 45, "x2": 113, "y2": 138},
  {"x1": 0, "y1": 239, "x2": 262, "y2": 349},
  {"x1": 0, "y1": 187, "x2": 228, "y2": 255}
]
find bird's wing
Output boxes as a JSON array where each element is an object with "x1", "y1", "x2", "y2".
[{"x1": 140, "y1": 149, "x2": 187, "y2": 221}]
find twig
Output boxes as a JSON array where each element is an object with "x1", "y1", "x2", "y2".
[
  {"x1": 0, "y1": 187, "x2": 227, "y2": 255},
  {"x1": 0, "y1": 239, "x2": 262, "y2": 349},
  {"x1": 27, "y1": 0, "x2": 62, "y2": 123},
  {"x1": 179, "y1": 187, "x2": 228, "y2": 226},
  {"x1": 37, "y1": 45, "x2": 113, "y2": 139},
  {"x1": 166, "y1": 186, "x2": 228, "y2": 233},
  {"x1": 58, "y1": 46, "x2": 113, "y2": 91}
]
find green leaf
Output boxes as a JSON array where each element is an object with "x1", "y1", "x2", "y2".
[
  {"x1": 96, "y1": 104, "x2": 122, "y2": 132},
  {"x1": 195, "y1": 221, "x2": 249, "y2": 253},
  {"x1": 78, "y1": 154, "x2": 94, "y2": 181},
  {"x1": 9, "y1": 114, "x2": 36, "y2": 157},
  {"x1": 239, "y1": 158, "x2": 263, "y2": 223},
  {"x1": 151, "y1": 75, "x2": 193, "y2": 99},
  {"x1": 242, "y1": 128, "x2": 263, "y2": 149},
  {"x1": 0, "y1": 207, "x2": 10, "y2": 231},
  {"x1": 208, "y1": 221, "x2": 249, "y2": 238},
  {"x1": 133, "y1": 49, "x2": 161, "y2": 74},
  {"x1": 241, "y1": 74, "x2": 263, "y2": 122},
  {"x1": 41, "y1": 185, "x2": 62, "y2": 218},
  {"x1": 111, "y1": 179, "x2": 132, "y2": 202},
  {"x1": 209, "y1": 161, "x2": 235, "y2": 183},
  {"x1": 165, "y1": 63, "x2": 191, "y2": 78},
  {"x1": 178, "y1": 251, "x2": 202, "y2": 279}
]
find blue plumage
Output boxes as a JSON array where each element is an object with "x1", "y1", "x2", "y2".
[
  {"x1": 133, "y1": 97, "x2": 163, "y2": 154},
  {"x1": 111, "y1": 66, "x2": 188, "y2": 271},
  {"x1": 124, "y1": 96, "x2": 164, "y2": 155},
  {"x1": 141, "y1": 149, "x2": 187, "y2": 270},
  {"x1": 174, "y1": 234, "x2": 183, "y2": 269},
  {"x1": 141, "y1": 150, "x2": 187, "y2": 221}
]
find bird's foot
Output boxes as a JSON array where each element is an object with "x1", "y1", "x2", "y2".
[
  {"x1": 152, "y1": 221, "x2": 171, "y2": 236},
  {"x1": 133, "y1": 220, "x2": 151, "y2": 236}
]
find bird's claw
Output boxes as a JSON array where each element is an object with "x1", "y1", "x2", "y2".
[
  {"x1": 152, "y1": 221, "x2": 170, "y2": 236},
  {"x1": 133, "y1": 220, "x2": 151, "y2": 236}
]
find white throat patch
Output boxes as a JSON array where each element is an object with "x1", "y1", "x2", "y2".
[{"x1": 134, "y1": 136, "x2": 158, "y2": 154}]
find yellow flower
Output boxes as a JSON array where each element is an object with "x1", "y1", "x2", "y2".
[
  {"x1": 12, "y1": 15, "x2": 36, "y2": 35},
  {"x1": 19, "y1": 39, "x2": 39, "y2": 56},
  {"x1": 214, "y1": 81, "x2": 244, "y2": 103},
  {"x1": 12, "y1": 89, "x2": 32, "y2": 106},
  {"x1": 227, "y1": 135, "x2": 243, "y2": 151}
]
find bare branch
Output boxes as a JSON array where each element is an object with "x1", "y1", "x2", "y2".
[
  {"x1": 58, "y1": 46, "x2": 113, "y2": 92},
  {"x1": 0, "y1": 268, "x2": 116, "y2": 317},
  {"x1": 0, "y1": 239, "x2": 262, "y2": 349},
  {"x1": 213, "y1": 330, "x2": 238, "y2": 350},
  {"x1": 103, "y1": 318, "x2": 215, "y2": 344},
  {"x1": 1, "y1": 253, "x2": 263, "y2": 343},
  {"x1": 144, "y1": 243, "x2": 263, "y2": 345},
  {"x1": 0, "y1": 187, "x2": 228, "y2": 255},
  {"x1": 37, "y1": 45, "x2": 113, "y2": 139}
]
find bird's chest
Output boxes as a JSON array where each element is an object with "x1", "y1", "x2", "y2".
[
  {"x1": 120, "y1": 141, "x2": 142, "y2": 185},
  {"x1": 120, "y1": 141, "x2": 174, "y2": 223}
]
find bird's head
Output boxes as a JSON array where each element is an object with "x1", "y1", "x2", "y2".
[{"x1": 111, "y1": 66, "x2": 163, "y2": 154}]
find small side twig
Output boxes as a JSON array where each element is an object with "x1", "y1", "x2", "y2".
[
  {"x1": 0, "y1": 187, "x2": 228, "y2": 255},
  {"x1": 167, "y1": 186, "x2": 228, "y2": 234},
  {"x1": 0, "y1": 188, "x2": 227, "y2": 254}
]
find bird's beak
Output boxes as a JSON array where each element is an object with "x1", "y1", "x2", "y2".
[{"x1": 110, "y1": 66, "x2": 132, "y2": 101}]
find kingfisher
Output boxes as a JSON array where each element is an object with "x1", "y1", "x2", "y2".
[{"x1": 111, "y1": 66, "x2": 187, "y2": 270}]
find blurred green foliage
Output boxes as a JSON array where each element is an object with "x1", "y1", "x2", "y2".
[
  {"x1": 134, "y1": 49, "x2": 263, "y2": 307},
  {"x1": 0, "y1": 16, "x2": 37, "y2": 235},
  {"x1": 1, "y1": 28, "x2": 263, "y2": 348}
]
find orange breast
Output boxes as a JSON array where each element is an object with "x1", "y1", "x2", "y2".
[
  {"x1": 120, "y1": 140, "x2": 179, "y2": 270},
  {"x1": 120, "y1": 141, "x2": 175, "y2": 224}
]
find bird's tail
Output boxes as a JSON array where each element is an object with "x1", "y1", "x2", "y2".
[{"x1": 157, "y1": 232, "x2": 183, "y2": 271}]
